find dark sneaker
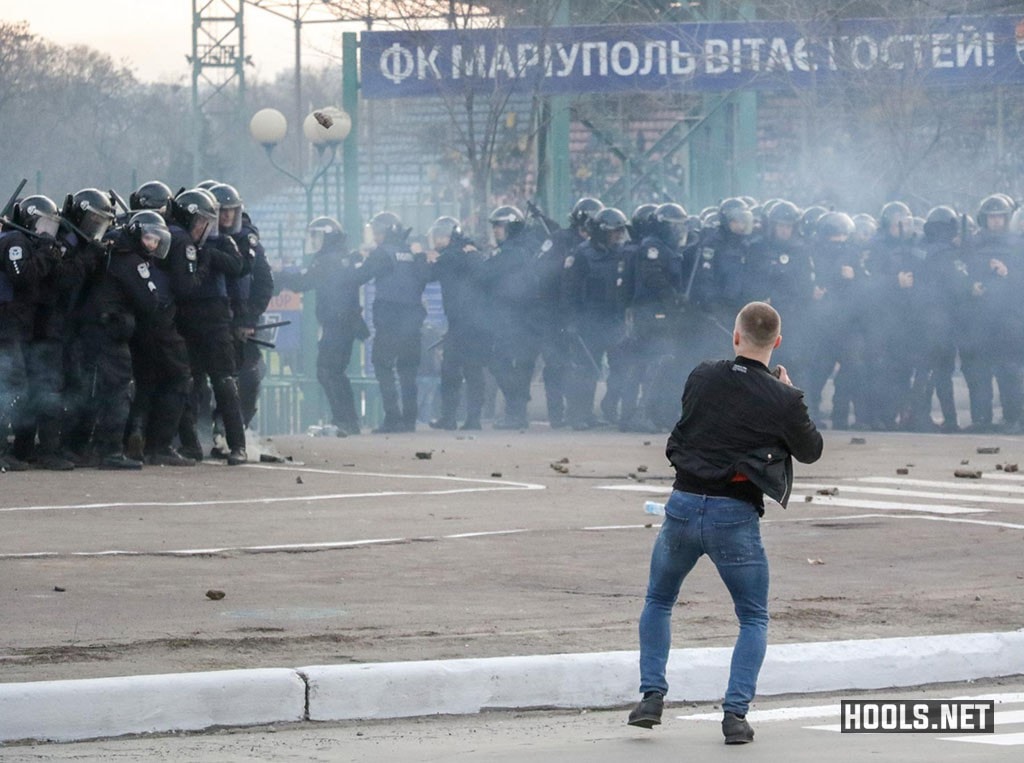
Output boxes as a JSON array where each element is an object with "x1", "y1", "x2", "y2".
[
  {"x1": 35, "y1": 454, "x2": 76, "y2": 471},
  {"x1": 147, "y1": 447, "x2": 196, "y2": 467},
  {"x1": 627, "y1": 691, "x2": 664, "y2": 729},
  {"x1": 99, "y1": 454, "x2": 143, "y2": 470},
  {"x1": 428, "y1": 418, "x2": 457, "y2": 431},
  {"x1": 227, "y1": 448, "x2": 248, "y2": 466},
  {"x1": 494, "y1": 417, "x2": 528, "y2": 430},
  {"x1": 209, "y1": 446, "x2": 230, "y2": 460},
  {"x1": 722, "y1": 711, "x2": 754, "y2": 744},
  {"x1": 179, "y1": 445, "x2": 204, "y2": 462},
  {"x1": 0, "y1": 456, "x2": 31, "y2": 472},
  {"x1": 125, "y1": 430, "x2": 145, "y2": 462}
]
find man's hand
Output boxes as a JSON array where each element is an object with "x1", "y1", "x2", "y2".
[
  {"x1": 990, "y1": 258, "x2": 1008, "y2": 277},
  {"x1": 898, "y1": 271, "x2": 914, "y2": 289},
  {"x1": 813, "y1": 285, "x2": 827, "y2": 301},
  {"x1": 840, "y1": 265, "x2": 855, "y2": 280},
  {"x1": 774, "y1": 364, "x2": 793, "y2": 386},
  {"x1": 426, "y1": 249, "x2": 440, "y2": 264}
]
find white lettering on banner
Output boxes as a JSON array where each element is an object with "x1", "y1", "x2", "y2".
[
  {"x1": 743, "y1": 38, "x2": 765, "y2": 70},
  {"x1": 851, "y1": 35, "x2": 879, "y2": 69},
  {"x1": 610, "y1": 41, "x2": 640, "y2": 76},
  {"x1": 555, "y1": 43, "x2": 579, "y2": 77},
  {"x1": 766, "y1": 37, "x2": 794, "y2": 72},
  {"x1": 957, "y1": 28, "x2": 984, "y2": 67},
  {"x1": 879, "y1": 35, "x2": 905, "y2": 69},
  {"x1": 639, "y1": 41, "x2": 667, "y2": 75},
  {"x1": 986, "y1": 31, "x2": 996, "y2": 65},
  {"x1": 417, "y1": 46, "x2": 441, "y2": 80},
  {"x1": 489, "y1": 44, "x2": 516, "y2": 78},
  {"x1": 670, "y1": 40, "x2": 696, "y2": 74},
  {"x1": 517, "y1": 43, "x2": 539, "y2": 76},
  {"x1": 380, "y1": 42, "x2": 414, "y2": 84},
  {"x1": 932, "y1": 33, "x2": 955, "y2": 68},
  {"x1": 705, "y1": 38, "x2": 730, "y2": 73},
  {"x1": 582, "y1": 41, "x2": 608, "y2": 76},
  {"x1": 792, "y1": 38, "x2": 814, "y2": 71}
]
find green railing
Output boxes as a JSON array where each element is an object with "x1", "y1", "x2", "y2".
[{"x1": 254, "y1": 375, "x2": 384, "y2": 435}]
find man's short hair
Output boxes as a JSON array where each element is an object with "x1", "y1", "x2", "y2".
[{"x1": 735, "y1": 302, "x2": 781, "y2": 348}]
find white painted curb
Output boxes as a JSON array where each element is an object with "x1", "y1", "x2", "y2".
[
  {"x1": 0, "y1": 668, "x2": 305, "y2": 744},
  {"x1": 302, "y1": 629, "x2": 1024, "y2": 721},
  {"x1": 2, "y1": 631, "x2": 1023, "y2": 743}
]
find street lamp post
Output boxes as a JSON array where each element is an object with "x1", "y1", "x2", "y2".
[{"x1": 249, "y1": 105, "x2": 351, "y2": 429}]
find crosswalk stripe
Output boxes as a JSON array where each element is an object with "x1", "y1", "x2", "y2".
[
  {"x1": 940, "y1": 732, "x2": 1024, "y2": 745},
  {"x1": 788, "y1": 495, "x2": 988, "y2": 515},
  {"x1": 798, "y1": 482, "x2": 1024, "y2": 506},
  {"x1": 859, "y1": 477, "x2": 1024, "y2": 494}
]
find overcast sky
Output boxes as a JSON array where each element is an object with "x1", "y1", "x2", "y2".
[{"x1": 0, "y1": 0, "x2": 358, "y2": 83}]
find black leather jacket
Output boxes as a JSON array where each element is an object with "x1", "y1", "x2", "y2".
[{"x1": 666, "y1": 356, "x2": 823, "y2": 510}]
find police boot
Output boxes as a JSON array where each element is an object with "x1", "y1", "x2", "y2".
[
  {"x1": 227, "y1": 448, "x2": 248, "y2": 466},
  {"x1": 99, "y1": 452, "x2": 143, "y2": 470},
  {"x1": 147, "y1": 447, "x2": 197, "y2": 467}
]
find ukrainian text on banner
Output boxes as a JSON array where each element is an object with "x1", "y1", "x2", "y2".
[{"x1": 361, "y1": 16, "x2": 1024, "y2": 99}]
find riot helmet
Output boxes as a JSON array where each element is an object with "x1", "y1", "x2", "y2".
[
  {"x1": 488, "y1": 205, "x2": 525, "y2": 243},
  {"x1": 210, "y1": 183, "x2": 244, "y2": 235},
  {"x1": 851, "y1": 213, "x2": 879, "y2": 243},
  {"x1": 569, "y1": 197, "x2": 604, "y2": 231},
  {"x1": 630, "y1": 203, "x2": 657, "y2": 240},
  {"x1": 427, "y1": 216, "x2": 462, "y2": 250},
  {"x1": 369, "y1": 210, "x2": 403, "y2": 245},
  {"x1": 799, "y1": 205, "x2": 828, "y2": 239},
  {"x1": 977, "y1": 194, "x2": 1014, "y2": 232},
  {"x1": 306, "y1": 216, "x2": 346, "y2": 254},
  {"x1": 14, "y1": 195, "x2": 61, "y2": 238},
  {"x1": 127, "y1": 210, "x2": 172, "y2": 260},
  {"x1": 129, "y1": 181, "x2": 174, "y2": 217},
  {"x1": 196, "y1": 179, "x2": 220, "y2": 191},
  {"x1": 879, "y1": 201, "x2": 913, "y2": 238},
  {"x1": 587, "y1": 207, "x2": 629, "y2": 249},
  {"x1": 719, "y1": 197, "x2": 754, "y2": 236},
  {"x1": 64, "y1": 188, "x2": 116, "y2": 242},
  {"x1": 923, "y1": 205, "x2": 959, "y2": 243},
  {"x1": 651, "y1": 202, "x2": 690, "y2": 247},
  {"x1": 171, "y1": 188, "x2": 219, "y2": 245},
  {"x1": 1010, "y1": 208, "x2": 1024, "y2": 236},
  {"x1": 739, "y1": 195, "x2": 758, "y2": 209},
  {"x1": 817, "y1": 211, "x2": 856, "y2": 242},
  {"x1": 767, "y1": 200, "x2": 801, "y2": 241}
]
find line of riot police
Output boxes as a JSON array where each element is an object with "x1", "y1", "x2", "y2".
[
  {"x1": 286, "y1": 192, "x2": 1024, "y2": 437},
  {"x1": 0, "y1": 180, "x2": 273, "y2": 472}
]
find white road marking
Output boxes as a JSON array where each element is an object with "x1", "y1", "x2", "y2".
[
  {"x1": 787, "y1": 495, "x2": 987, "y2": 515},
  {"x1": 774, "y1": 512, "x2": 1024, "y2": 531},
  {"x1": 941, "y1": 732, "x2": 1024, "y2": 745},
  {"x1": 594, "y1": 485, "x2": 670, "y2": 493},
  {"x1": 0, "y1": 472, "x2": 544, "y2": 514},
  {"x1": 677, "y1": 704, "x2": 840, "y2": 722},
  {"x1": 797, "y1": 482, "x2": 1024, "y2": 506},
  {"x1": 858, "y1": 476, "x2": 1024, "y2": 494}
]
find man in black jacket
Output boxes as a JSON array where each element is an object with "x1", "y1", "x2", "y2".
[{"x1": 628, "y1": 301, "x2": 822, "y2": 744}]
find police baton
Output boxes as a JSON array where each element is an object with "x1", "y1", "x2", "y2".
[
  {"x1": 109, "y1": 188, "x2": 131, "y2": 216},
  {"x1": 253, "y1": 320, "x2": 292, "y2": 331},
  {"x1": 573, "y1": 333, "x2": 602, "y2": 374},
  {"x1": 1, "y1": 178, "x2": 27, "y2": 220},
  {"x1": 247, "y1": 337, "x2": 276, "y2": 349},
  {"x1": 0, "y1": 216, "x2": 48, "y2": 241},
  {"x1": 427, "y1": 333, "x2": 447, "y2": 352}
]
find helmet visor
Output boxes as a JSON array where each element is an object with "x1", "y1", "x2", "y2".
[
  {"x1": 80, "y1": 209, "x2": 113, "y2": 241},
  {"x1": 305, "y1": 229, "x2": 325, "y2": 253},
  {"x1": 219, "y1": 205, "x2": 243, "y2": 235},
  {"x1": 34, "y1": 213, "x2": 60, "y2": 238},
  {"x1": 140, "y1": 224, "x2": 172, "y2": 260}
]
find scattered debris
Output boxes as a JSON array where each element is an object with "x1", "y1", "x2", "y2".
[
  {"x1": 997, "y1": 464, "x2": 1004, "y2": 471},
  {"x1": 896, "y1": 468, "x2": 909, "y2": 475},
  {"x1": 815, "y1": 487, "x2": 839, "y2": 496},
  {"x1": 550, "y1": 462, "x2": 569, "y2": 474},
  {"x1": 637, "y1": 465, "x2": 649, "y2": 473},
  {"x1": 295, "y1": 476, "x2": 303, "y2": 484},
  {"x1": 53, "y1": 586, "x2": 65, "y2": 593},
  {"x1": 954, "y1": 469, "x2": 983, "y2": 479},
  {"x1": 557, "y1": 457, "x2": 570, "y2": 464},
  {"x1": 850, "y1": 437, "x2": 866, "y2": 445},
  {"x1": 975, "y1": 595, "x2": 982, "y2": 602},
  {"x1": 206, "y1": 590, "x2": 226, "y2": 601},
  {"x1": 1006, "y1": 463, "x2": 1020, "y2": 473},
  {"x1": 643, "y1": 441, "x2": 651, "y2": 446},
  {"x1": 490, "y1": 472, "x2": 502, "y2": 478},
  {"x1": 977, "y1": 446, "x2": 1001, "y2": 455},
  {"x1": 804, "y1": 495, "x2": 814, "y2": 503},
  {"x1": 960, "y1": 459, "x2": 970, "y2": 465},
  {"x1": 644, "y1": 523, "x2": 653, "y2": 528},
  {"x1": 807, "y1": 558, "x2": 825, "y2": 565},
  {"x1": 415, "y1": 451, "x2": 433, "y2": 460}
]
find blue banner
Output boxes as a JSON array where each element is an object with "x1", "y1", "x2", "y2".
[{"x1": 361, "y1": 15, "x2": 1024, "y2": 99}]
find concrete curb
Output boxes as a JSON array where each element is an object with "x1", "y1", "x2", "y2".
[
  {"x1": 2, "y1": 630, "x2": 1023, "y2": 743},
  {"x1": 0, "y1": 669, "x2": 305, "y2": 744}
]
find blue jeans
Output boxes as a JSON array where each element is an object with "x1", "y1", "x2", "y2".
[{"x1": 638, "y1": 490, "x2": 769, "y2": 716}]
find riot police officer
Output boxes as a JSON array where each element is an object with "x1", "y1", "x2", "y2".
[
  {"x1": 277, "y1": 217, "x2": 367, "y2": 436},
  {"x1": 479, "y1": 205, "x2": 540, "y2": 429},
  {"x1": 168, "y1": 188, "x2": 248, "y2": 464},
  {"x1": 426, "y1": 216, "x2": 488, "y2": 431},
  {"x1": 356, "y1": 211, "x2": 430, "y2": 433},
  {"x1": 535, "y1": 197, "x2": 602, "y2": 428},
  {"x1": 562, "y1": 207, "x2": 629, "y2": 430}
]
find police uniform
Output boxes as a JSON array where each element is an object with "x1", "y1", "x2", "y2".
[
  {"x1": 357, "y1": 233, "x2": 430, "y2": 432},
  {"x1": 429, "y1": 233, "x2": 488, "y2": 430},
  {"x1": 277, "y1": 241, "x2": 368, "y2": 436}
]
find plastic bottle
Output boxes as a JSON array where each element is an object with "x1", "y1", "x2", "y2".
[
  {"x1": 306, "y1": 425, "x2": 323, "y2": 437},
  {"x1": 644, "y1": 500, "x2": 666, "y2": 516}
]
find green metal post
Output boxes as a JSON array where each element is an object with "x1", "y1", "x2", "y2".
[
  {"x1": 342, "y1": 33, "x2": 361, "y2": 242},
  {"x1": 547, "y1": 0, "x2": 572, "y2": 221},
  {"x1": 733, "y1": 1, "x2": 759, "y2": 195}
]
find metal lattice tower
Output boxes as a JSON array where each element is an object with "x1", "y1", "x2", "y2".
[{"x1": 190, "y1": 0, "x2": 249, "y2": 184}]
